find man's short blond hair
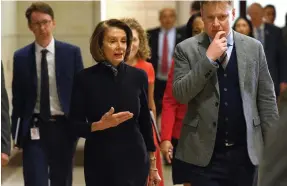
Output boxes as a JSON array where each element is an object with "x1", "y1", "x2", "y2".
[{"x1": 200, "y1": 1, "x2": 234, "y2": 9}]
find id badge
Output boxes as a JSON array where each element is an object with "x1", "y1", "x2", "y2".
[{"x1": 30, "y1": 127, "x2": 40, "y2": 140}]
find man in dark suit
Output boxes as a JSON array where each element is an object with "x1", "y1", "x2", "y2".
[
  {"x1": 263, "y1": 4, "x2": 276, "y2": 25},
  {"x1": 147, "y1": 8, "x2": 184, "y2": 117},
  {"x1": 1, "y1": 62, "x2": 11, "y2": 167},
  {"x1": 11, "y1": 2, "x2": 83, "y2": 186},
  {"x1": 248, "y1": 3, "x2": 287, "y2": 97},
  {"x1": 258, "y1": 89, "x2": 287, "y2": 186}
]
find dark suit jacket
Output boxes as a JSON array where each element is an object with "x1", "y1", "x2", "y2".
[
  {"x1": 282, "y1": 26, "x2": 287, "y2": 45},
  {"x1": 264, "y1": 23, "x2": 287, "y2": 95},
  {"x1": 1, "y1": 62, "x2": 11, "y2": 155},
  {"x1": 11, "y1": 40, "x2": 84, "y2": 147},
  {"x1": 147, "y1": 27, "x2": 185, "y2": 76},
  {"x1": 258, "y1": 90, "x2": 287, "y2": 186},
  {"x1": 176, "y1": 25, "x2": 187, "y2": 40}
]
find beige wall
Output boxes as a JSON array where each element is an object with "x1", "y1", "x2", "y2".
[
  {"x1": 103, "y1": 0, "x2": 193, "y2": 29},
  {"x1": 177, "y1": 1, "x2": 192, "y2": 26},
  {"x1": 1, "y1": 1, "x2": 17, "y2": 92},
  {"x1": 104, "y1": 0, "x2": 178, "y2": 29}
]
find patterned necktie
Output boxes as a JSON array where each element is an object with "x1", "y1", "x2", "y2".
[
  {"x1": 40, "y1": 49, "x2": 51, "y2": 121},
  {"x1": 218, "y1": 42, "x2": 233, "y2": 69},
  {"x1": 220, "y1": 51, "x2": 228, "y2": 67}
]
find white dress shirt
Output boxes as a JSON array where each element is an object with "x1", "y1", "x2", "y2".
[
  {"x1": 34, "y1": 38, "x2": 64, "y2": 115},
  {"x1": 157, "y1": 27, "x2": 176, "y2": 80}
]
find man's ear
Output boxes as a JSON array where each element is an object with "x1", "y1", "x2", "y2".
[{"x1": 232, "y1": 8, "x2": 236, "y2": 21}]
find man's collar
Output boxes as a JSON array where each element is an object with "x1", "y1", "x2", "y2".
[
  {"x1": 35, "y1": 37, "x2": 55, "y2": 54},
  {"x1": 160, "y1": 27, "x2": 176, "y2": 33}
]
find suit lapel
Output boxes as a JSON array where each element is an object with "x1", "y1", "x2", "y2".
[
  {"x1": 55, "y1": 40, "x2": 61, "y2": 86},
  {"x1": 175, "y1": 29, "x2": 183, "y2": 44},
  {"x1": 197, "y1": 32, "x2": 220, "y2": 97},
  {"x1": 154, "y1": 28, "x2": 159, "y2": 55},
  {"x1": 234, "y1": 31, "x2": 247, "y2": 96},
  {"x1": 153, "y1": 29, "x2": 159, "y2": 72},
  {"x1": 264, "y1": 24, "x2": 270, "y2": 51},
  {"x1": 29, "y1": 44, "x2": 37, "y2": 94},
  {"x1": 197, "y1": 32, "x2": 210, "y2": 59}
]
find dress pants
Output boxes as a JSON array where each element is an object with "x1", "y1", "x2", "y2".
[
  {"x1": 175, "y1": 145, "x2": 256, "y2": 186},
  {"x1": 172, "y1": 138, "x2": 191, "y2": 184},
  {"x1": 22, "y1": 116, "x2": 77, "y2": 186}
]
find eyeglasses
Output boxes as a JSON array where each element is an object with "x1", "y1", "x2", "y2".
[{"x1": 31, "y1": 20, "x2": 52, "y2": 28}]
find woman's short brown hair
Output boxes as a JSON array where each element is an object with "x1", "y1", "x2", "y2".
[
  {"x1": 120, "y1": 18, "x2": 151, "y2": 60},
  {"x1": 90, "y1": 19, "x2": 133, "y2": 63}
]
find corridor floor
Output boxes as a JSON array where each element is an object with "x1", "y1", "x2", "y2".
[{"x1": 1, "y1": 139, "x2": 182, "y2": 186}]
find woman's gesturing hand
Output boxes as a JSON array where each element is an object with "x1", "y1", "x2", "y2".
[{"x1": 91, "y1": 107, "x2": 134, "y2": 132}]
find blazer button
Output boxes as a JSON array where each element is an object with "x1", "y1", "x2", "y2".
[
  {"x1": 213, "y1": 122, "x2": 217, "y2": 127},
  {"x1": 215, "y1": 102, "x2": 219, "y2": 107}
]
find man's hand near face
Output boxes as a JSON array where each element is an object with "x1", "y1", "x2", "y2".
[{"x1": 206, "y1": 31, "x2": 227, "y2": 61}]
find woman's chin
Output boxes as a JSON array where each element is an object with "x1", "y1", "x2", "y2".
[{"x1": 110, "y1": 58, "x2": 123, "y2": 65}]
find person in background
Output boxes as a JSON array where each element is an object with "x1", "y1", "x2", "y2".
[
  {"x1": 185, "y1": 12, "x2": 204, "y2": 39},
  {"x1": 177, "y1": 1, "x2": 201, "y2": 39},
  {"x1": 248, "y1": 3, "x2": 287, "y2": 97},
  {"x1": 69, "y1": 19, "x2": 161, "y2": 186},
  {"x1": 147, "y1": 8, "x2": 184, "y2": 119},
  {"x1": 122, "y1": 18, "x2": 156, "y2": 120},
  {"x1": 160, "y1": 12, "x2": 204, "y2": 186},
  {"x1": 11, "y1": 2, "x2": 84, "y2": 186},
  {"x1": 233, "y1": 16, "x2": 254, "y2": 37},
  {"x1": 263, "y1": 4, "x2": 276, "y2": 25},
  {"x1": 257, "y1": 88, "x2": 287, "y2": 186},
  {"x1": 1, "y1": 62, "x2": 11, "y2": 167},
  {"x1": 121, "y1": 17, "x2": 164, "y2": 186},
  {"x1": 172, "y1": 1, "x2": 278, "y2": 185},
  {"x1": 189, "y1": 1, "x2": 201, "y2": 16}
]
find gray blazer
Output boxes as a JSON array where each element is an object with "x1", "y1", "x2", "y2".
[
  {"x1": 172, "y1": 31, "x2": 279, "y2": 166},
  {"x1": 257, "y1": 90, "x2": 287, "y2": 186},
  {"x1": 1, "y1": 62, "x2": 11, "y2": 156}
]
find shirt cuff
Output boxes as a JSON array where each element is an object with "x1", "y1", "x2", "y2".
[{"x1": 207, "y1": 56, "x2": 219, "y2": 67}]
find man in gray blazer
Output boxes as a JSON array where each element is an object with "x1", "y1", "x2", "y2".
[
  {"x1": 172, "y1": 1, "x2": 279, "y2": 186},
  {"x1": 1, "y1": 62, "x2": 11, "y2": 166},
  {"x1": 258, "y1": 90, "x2": 287, "y2": 186}
]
